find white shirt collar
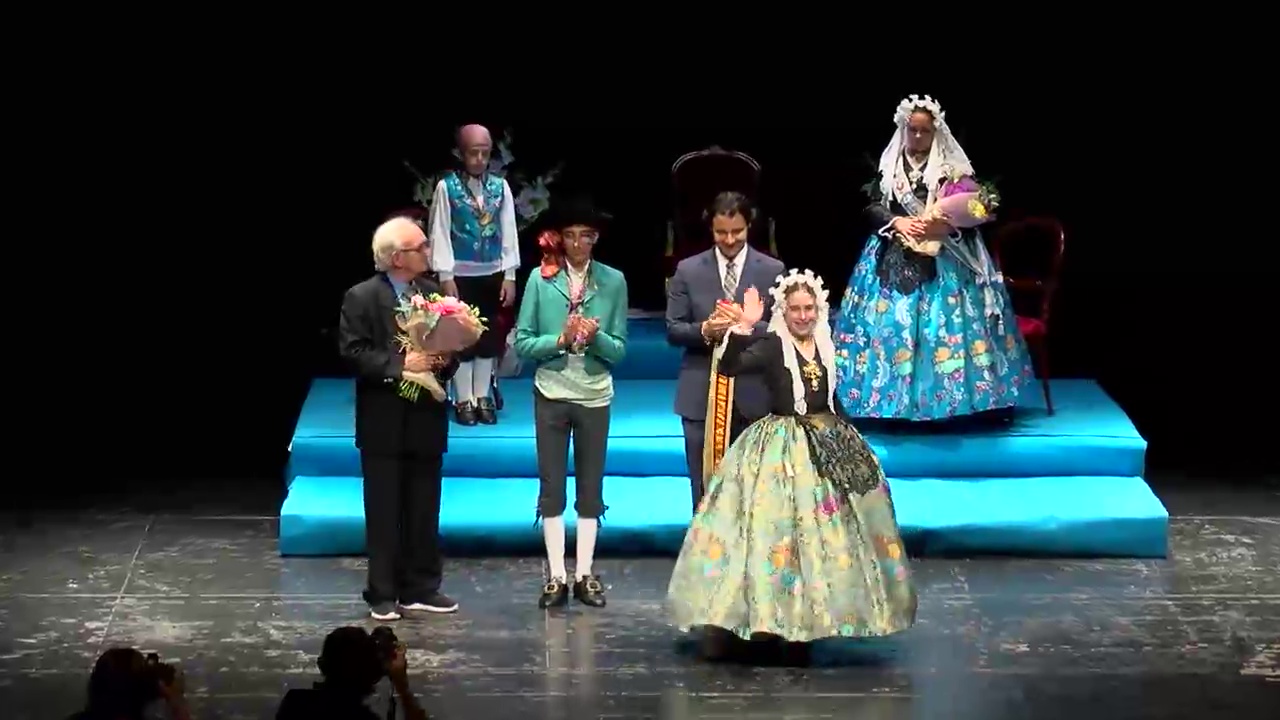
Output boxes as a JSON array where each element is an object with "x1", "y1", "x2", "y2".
[{"x1": 714, "y1": 245, "x2": 748, "y2": 276}]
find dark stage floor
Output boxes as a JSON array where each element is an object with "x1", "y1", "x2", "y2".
[{"x1": 1, "y1": 476, "x2": 1277, "y2": 719}]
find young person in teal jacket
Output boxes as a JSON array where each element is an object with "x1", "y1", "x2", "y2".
[{"x1": 514, "y1": 196, "x2": 628, "y2": 610}]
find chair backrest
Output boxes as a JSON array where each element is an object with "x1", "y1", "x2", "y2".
[
  {"x1": 670, "y1": 147, "x2": 765, "y2": 259},
  {"x1": 989, "y1": 216, "x2": 1066, "y2": 323}
]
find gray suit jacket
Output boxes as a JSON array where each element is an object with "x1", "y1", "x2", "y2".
[{"x1": 665, "y1": 247, "x2": 787, "y2": 420}]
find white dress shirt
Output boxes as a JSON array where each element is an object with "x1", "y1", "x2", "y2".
[{"x1": 715, "y1": 244, "x2": 749, "y2": 297}]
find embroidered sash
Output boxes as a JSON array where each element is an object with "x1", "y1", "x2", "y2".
[{"x1": 701, "y1": 340, "x2": 734, "y2": 495}]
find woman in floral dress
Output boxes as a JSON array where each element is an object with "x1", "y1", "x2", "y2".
[
  {"x1": 667, "y1": 270, "x2": 917, "y2": 653},
  {"x1": 832, "y1": 95, "x2": 1033, "y2": 422}
]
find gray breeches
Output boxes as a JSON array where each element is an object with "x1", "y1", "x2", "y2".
[{"x1": 533, "y1": 390, "x2": 610, "y2": 519}]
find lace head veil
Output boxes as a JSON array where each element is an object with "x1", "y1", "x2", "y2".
[
  {"x1": 877, "y1": 94, "x2": 976, "y2": 202},
  {"x1": 767, "y1": 269, "x2": 838, "y2": 415}
]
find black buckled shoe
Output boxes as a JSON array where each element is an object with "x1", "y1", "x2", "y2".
[
  {"x1": 573, "y1": 575, "x2": 607, "y2": 608},
  {"x1": 539, "y1": 578, "x2": 569, "y2": 609},
  {"x1": 475, "y1": 396, "x2": 497, "y2": 425},
  {"x1": 454, "y1": 400, "x2": 477, "y2": 426}
]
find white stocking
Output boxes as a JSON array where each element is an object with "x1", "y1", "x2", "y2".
[
  {"x1": 575, "y1": 518, "x2": 598, "y2": 579},
  {"x1": 542, "y1": 516, "x2": 567, "y2": 581},
  {"x1": 453, "y1": 362, "x2": 474, "y2": 405},
  {"x1": 472, "y1": 357, "x2": 494, "y2": 400}
]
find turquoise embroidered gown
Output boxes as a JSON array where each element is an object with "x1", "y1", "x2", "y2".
[{"x1": 832, "y1": 162, "x2": 1033, "y2": 421}]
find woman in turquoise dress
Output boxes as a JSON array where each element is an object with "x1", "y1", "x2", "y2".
[
  {"x1": 832, "y1": 95, "x2": 1033, "y2": 422},
  {"x1": 667, "y1": 270, "x2": 917, "y2": 653}
]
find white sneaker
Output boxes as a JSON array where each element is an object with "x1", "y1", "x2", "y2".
[
  {"x1": 400, "y1": 592, "x2": 459, "y2": 614},
  {"x1": 369, "y1": 604, "x2": 401, "y2": 621}
]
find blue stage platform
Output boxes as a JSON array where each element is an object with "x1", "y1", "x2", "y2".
[{"x1": 282, "y1": 318, "x2": 1166, "y2": 558}]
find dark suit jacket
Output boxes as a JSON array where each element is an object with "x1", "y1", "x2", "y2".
[
  {"x1": 665, "y1": 247, "x2": 786, "y2": 420},
  {"x1": 337, "y1": 273, "x2": 459, "y2": 457}
]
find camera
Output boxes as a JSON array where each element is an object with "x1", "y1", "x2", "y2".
[
  {"x1": 369, "y1": 626, "x2": 399, "y2": 669},
  {"x1": 143, "y1": 652, "x2": 176, "y2": 690}
]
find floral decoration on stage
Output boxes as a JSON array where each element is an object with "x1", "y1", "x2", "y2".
[
  {"x1": 394, "y1": 293, "x2": 486, "y2": 403},
  {"x1": 405, "y1": 128, "x2": 564, "y2": 231}
]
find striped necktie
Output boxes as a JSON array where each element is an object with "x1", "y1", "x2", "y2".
[{"x1": 723, "y1": 260, "x2": 738, "y2": 300}]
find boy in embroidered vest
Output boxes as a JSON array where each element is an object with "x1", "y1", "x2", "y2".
[
  {"x1": 427, "y1": 123, "x2": 520, "y2": 426},
  {"x1": 513, "y1": 196, "x2": 628, "y2": 609}
]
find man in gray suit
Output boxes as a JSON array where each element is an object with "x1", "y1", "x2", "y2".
[{"x1": 665, "y1": 192, "x2": 786, "y2": 509}]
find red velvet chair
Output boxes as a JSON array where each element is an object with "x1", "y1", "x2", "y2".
[
  {"x1": 667, "y1": 146, "x2": 776, "y2": 277},
  {"x1": 989, "y1": 217, "x2": 1066, "y2": 415}
]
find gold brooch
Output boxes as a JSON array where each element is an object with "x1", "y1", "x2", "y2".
[{"x1": 802, "y1": 360, "x2": 821, "y2": 391}]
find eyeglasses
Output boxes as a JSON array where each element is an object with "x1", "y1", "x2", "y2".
[
  {"x1": 562, "y1": 233, "x2": 598, "y2": 245},
  {"x1": 399, "y1": 243, "x2": 428, "y2": 254}
]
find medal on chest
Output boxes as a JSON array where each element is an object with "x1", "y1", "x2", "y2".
[
  {"x1": 467, "y1": 179, "x2": 494, "y2": 226},
  {"x1": 801, "y1": 359, "x2": 822, "y2": 391}
]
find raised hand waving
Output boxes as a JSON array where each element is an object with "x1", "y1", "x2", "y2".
[{"x1": 739, "y1": 286, "x2": 764, "y2": 329}]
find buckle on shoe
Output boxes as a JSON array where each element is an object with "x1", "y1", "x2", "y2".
[
  {"x1": 543, "y1": 580, "x2": 563, "y2": 594},
  {"x1": 584, "y1": 578, "x2": 603, "y2": 593}
]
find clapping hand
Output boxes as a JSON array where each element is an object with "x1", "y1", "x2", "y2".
[
  {"x1": 713, "y1": 301, "x2": 744, "y2": 325},
  {"x1": 561, "y1": 314, "x2": 583, "y2": 348},
  {"x1": 701, "y1": 305, "x2": 737, "y2": 341},
  {"x1": 578, "y1": 317, "x2": 600, "y2": 344},
  {"x1": 737, "y1": 287, "x2": 764, "y2": 332}
]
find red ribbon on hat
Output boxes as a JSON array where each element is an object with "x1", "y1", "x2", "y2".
[{"x1": 538, "y1": 230, "x2": 564, "y2": 279}]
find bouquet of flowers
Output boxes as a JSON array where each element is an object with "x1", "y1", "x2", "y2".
[
  {"x1": 929, "y1": 175, "x2": 1002, "y2": 228},
  {"x1": 405, "y1": 128, "x2": 563, "y2": 231},
  {"x1": 892, "y1": 175, "x2": 1002, "y2": 257},
  {"x1": 395, "y1": 293, "x2": 487, "y2": 403}
]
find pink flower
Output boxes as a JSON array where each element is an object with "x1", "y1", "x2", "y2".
[
  {"x1": 429, "y1": 296, "x2": 471, "y2": 315},
  {"x1": 409, "y1": 294, "x2": 429, "y2": 309},
  {"x1": 940, "y1": 176, "x2": 979, "y2": 197},
  {"x1": 818, "y1": 495, "x2": 840, "y2": 516}
]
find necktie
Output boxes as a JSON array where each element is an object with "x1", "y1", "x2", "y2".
[{"x1": 723, "y1": 261, "x2": 738, "y2": 300}]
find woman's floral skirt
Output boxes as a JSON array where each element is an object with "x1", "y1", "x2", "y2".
[
  {"x1": 832, "y1": 233, "x2": 1034, "y2": 421},
  {"x1": 667, "y1": 411, "x2": 917, "y2": 643}
]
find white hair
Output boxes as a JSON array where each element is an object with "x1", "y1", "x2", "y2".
[{"x1": 371, "y1": 217, "x2": 422, "y2": 272}]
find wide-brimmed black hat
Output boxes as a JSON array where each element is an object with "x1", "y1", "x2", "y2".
[{"x1": 545, "y1": 195, "x2": 612, "y2": 231}]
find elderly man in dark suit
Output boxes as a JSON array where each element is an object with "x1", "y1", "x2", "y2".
[
  {"x1": 665, "y1": 192, "x2": 786, "y2": 510},
  {"x1": 338, "y1": 216, "x2": 460, "y2": 621}
]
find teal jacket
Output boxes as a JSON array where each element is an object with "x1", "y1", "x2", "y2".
[{"x1": 514, "y1": 261, "x2": 628, "y2": 375}]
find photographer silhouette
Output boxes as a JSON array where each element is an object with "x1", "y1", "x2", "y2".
[
  {"x1": 69, "y1": 647, "x2": 191, "y2": 720},
  {"x1": 276, "y1": 626, "x2": 429, "y2": 720}
]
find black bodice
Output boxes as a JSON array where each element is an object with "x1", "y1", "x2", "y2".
[
  {"x1": 866, "y1": 171, "x2": 938, "y2": 295},
  {"x1": 793, "y1": 343, "x2": 830, "y2": 415},
  {"x1": 717, "y1": 332, "x2": 830, "y2": 416}
]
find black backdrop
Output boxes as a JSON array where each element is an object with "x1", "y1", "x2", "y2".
[{"x1": 81, "y1": 91, "x2": 1270, "y2": 493}]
